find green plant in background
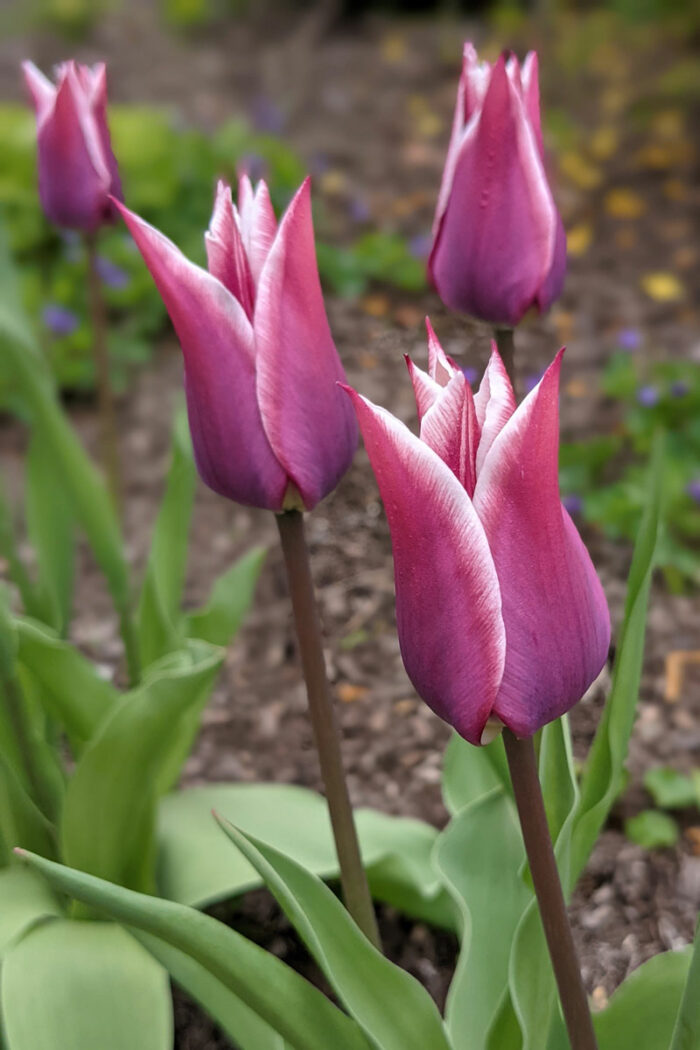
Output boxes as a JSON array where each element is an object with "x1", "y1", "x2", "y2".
[
  {"x1": 0, "y1": 103, "x2": 425, "y2": 400},
  {"x1": 560, "y1": 344, "x2": 700, "y2": 590}
]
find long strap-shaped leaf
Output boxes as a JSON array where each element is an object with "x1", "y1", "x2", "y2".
[
  {"x1": 670, "y1": 916, "x2": 700, "y2": 1050},
  {"x1": 14, "y1": 850, "x2": 370, "y2": 1050},
  {"x1": 570, "y1": 432, "x2": 665, "y2": 883},
  {"x1": 217, "y1": 818, "x2": 453, "y2": 1050}
]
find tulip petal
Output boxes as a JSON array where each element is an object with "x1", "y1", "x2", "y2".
[
  {"x1": 255, "y1": 178, "x2": 357, "y2": 509},
  {"x1": 86, "y1": 63, "x2": 123, "y2": 208},
  {"x1": 473, "y1": 351, "x2": 610, "y2": 736},
  {"x1": 520, "y1": 52, "x2": 544, "y2": 156},
  {"x1": 429, "y1": 56, "x2": 560, "y2": 325},
  {"x1": 32, "y1": 65, "x2": 109, "y2": 230},
  {"x1": 205, "y1": 180, "x2": 255, "y2": 319},
  {"x1": 116, "y1": 202, "x2": 287, "y2": 510},
  {"x1": 345, "y1": 387, "x2": 505, "y2": 745},
  {"x1": 473, "y1": 344, "x2": 517, "y2": 475},
  {"x1": 21, "y1": 61, "x2": 55, "y2": 120},
  {"x1": 406, "y1": 356, "x2": 441, "y2": 421},
  {"x1": 420, "y1": 371, "x2": 479, "y2": 496},
  {"x1": 535, "y1": 210, "x2": 567, "y2": 314},
  {"x1": 238, "y1": 177, "x2": 277, "y2": 288},
  {"x1": 426, "y1": 318, "x2": 456, "y2": 386}
]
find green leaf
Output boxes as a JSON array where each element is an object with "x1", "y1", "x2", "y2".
[
  {"x1": 442, "y1": 732, "x2": 510, "y2": 815},
  {"x1": 436, "y1": 789, "x2": 530, "y2": 1049},
  {"x1": 217, "y1": 819, "x2": 452, "y2": 1050},
  {"x1": 0, "y1": 478, "x2": 44, "y2": 623},
  {"x1": 61, "y1": 642, "x2": 223, "y2": 893},
  {"x1": 15, "y1": 617, "x2": 117, "y2": 751},
  {"x1": 594, "y1": 948, "x2": 691, "y2": 1050},
  {"x1": 185, "y1": 545, "x2": 266, "y2": 646},
  {"x1": 1, "y1": 919, "x2": 172, "y2": 1050},
  {"x1": 670, "y1": 916, "x2": 700, "y2": 1050},
  {"x1": 0, "y1": 220, "x2": 138, "y2": 683},
  {"x1": 0, "y1": 751, "x2": 56, "y2": 864},
  {"x1": 571, "y1": 432, "x2": 665, "y2": 882},
  {"x1": 135, "y1": 931, "x2": 292, "y2": 1050},
  {"x1": 643, "y1": 766, "x2": 697, "y2": 810},
  {"x1": 25, "y1": 428, "x2": 75, "y2": 637},
  {"x1": 624, "y1": 809, "x2": 679, "y2": 849},
  {"x1": 0, "y1": 866, "x2": 61, "y2": 958},
  {"x1": 15, "y1": 851, "x2": 371, "y2": 1050},
  {"x1": 156, "y1": 783, "x2": 452, "y2": 928},
  {"x1": 137, "y1": 409, "x2": 196, "y2": 667}
]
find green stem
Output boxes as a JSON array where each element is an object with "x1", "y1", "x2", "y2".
[
  {"x1": 494, "y1": 326, "x2": 516, "y2": 394},
  {"x1": 503, "y1": 730, "x2": 598, "y2": 1050},
  {"x1": 85, "y1": 232, "x2": 123, "y2": 518},
  {"x1": 276, "y1": 510, "x2": 381, "y2": 950}
]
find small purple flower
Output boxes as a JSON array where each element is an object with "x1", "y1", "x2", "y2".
[
  {"x1": 686, "y1": 479, "x2": 700, "y2": 504},
  {"x1": 618, "y1": 327, "x2": 641, "y2": 351},
  {"x1": 310, "y1": 152, "x2": 329, "y2": 176},
  {"x1": 562, "y1": 493, "x2": 583, "y2": 515},
  {"x1": 42, "y1": 303, "x2": 79, "y2": 337},
  {"x1": 348, "y1": 196, "x2": 371, "y2": 223},
  {"x1": 462, "y1": 365, "x2": 479, "y2": 385},
  {"x1": 96, "y1": 256, "x2": 130, "y2": 289},
  {"x1": 670, "y1": 380, "x2": 689, "y2": 398},
  {"x1": 250, "y1": 95, "x2": 286, "y2": 135},
  {"x1": 637, "y1": 385, "x2": 660, "y2": 407},
  {"x1": 524, "y1": 370, "x2": 545, "y2": 394},
  {"x1": 408, "y1": 233, "x2": 432, "y2": 260}
]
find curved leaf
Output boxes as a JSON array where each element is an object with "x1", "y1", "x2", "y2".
[
  {"x1": 442, "y1": 733, "x2": 509, "y2": 815},
  {"x1": 0, "y1": 866, "x2": 61, "y2": 958},
  {"x1": 670, "y1": 917, "x2": 700, "y2": 1050},
  {"x1": 15, "y1": 851, "x2": 371, "y2": 1050},
  {"x1": 217, "y1": 819, "x2": 452, "y2": 1050},
  {"x1": 595, "y1": 948, "x2": 691, "y2": 1050},
  {"x1": 1, "y1": 919, "x2": 172, "y2": 1050},
  {"x1": 185, "y1": 545, "x2": 266, "y2": 647}
]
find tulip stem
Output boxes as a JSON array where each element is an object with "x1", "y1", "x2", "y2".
[
  {"x1": 503, "y1": 729, "x2": 598, "y2": 1050},
  {"x1": 494, "y1": 327, "x2": 516, "y2": 393},
  {"x1": 276, "y1": 509, "x2": 381, "y2": 950},
  {"x1": 85, "y1": 232, "x2": 123, "y2": 517}
]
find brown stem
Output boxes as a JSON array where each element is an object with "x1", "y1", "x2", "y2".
[
  {"x1": 503, "y1": 729, "x2": 598, "y2": 1050},
  {"x1": 85, "y1": 232, "x2": 123, "y2": 516},
  {"x1": 276, "y1": 509, "x2": 381, "y2": 950},
  {"x1": 494, "y1": 326, "x2": 516, "y2": 395}
]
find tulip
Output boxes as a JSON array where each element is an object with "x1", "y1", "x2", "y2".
[
  {"x1": 428, "y1": 44, "x2": 566, "y2": 327},
  {"x1": 22, "y1": 60, "x2": 122, "y2": 232},
  {"x1": 343, "y1": 323, "x2": 609, "y2": 745},
  {"x1": 115, "y1": 177, "x2": 357, "y2": 511}
]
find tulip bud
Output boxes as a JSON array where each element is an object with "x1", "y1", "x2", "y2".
[
  {"x1": 22, "y1": 60, "x2": 123, "y2": 232},
  {"x1": 115, "y1": 177, "x2": 357, "y2": 511},
  {"x1": 428, "y1": 44, "x2": 566, "y2": 327},
  {"x1": 343, "y1": 323, "x2": 609, "y2": 745}
]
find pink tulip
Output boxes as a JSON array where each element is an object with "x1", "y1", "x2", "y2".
[
  {"x1": 115, "y1": 177, "x2": 357, "y2": 511},
  {"x1": 22, "y1": 60, "x2": 122, "y2": 232},
  {"x1": 343, "y1": 322, "x2": 609, "y2": 745},
  {"x1": 428, "y1": 44, "x2": 566, "y2": 327}
]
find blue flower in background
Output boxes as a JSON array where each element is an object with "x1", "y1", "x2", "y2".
[
  {"x1": 42, "y1": 303, "x2": 79, "y2": 337},
  {"x1": 96, "y1": 256, "x2": 130, "y2": 289},
  {"x1": 669, "y1": 380, "x2": 689, "y2": 398},
  {"x1": 686, "y1": 479, "x2": 700, "y2": 505},
  {"x1": 462, "y1": 365, "x2": 479, "y2": 385},
  {"x1": 562, "y1": 494, "x2": 583, "y2": 515},
  {"x1": 250, "y1": 95, "x2": 286, "y2": 134},
  {"x1": 618, "y1": 327, "x2": 641, "y2": 351},
  {"x1": 348, "y1": 196, "x2": 371, "y2": 223},
  {"x1": 408, "y1": 233, "x2": 431, "y2": 260},
  {"x1": 637, "y1": 385, "x2": 660, "y2": 407},
  {"x1": 524, "y1": 370, "x2": 545, "y2": 394}
]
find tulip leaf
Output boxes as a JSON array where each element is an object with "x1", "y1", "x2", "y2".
[
  {"x1": 0, "y1": 919, "x2": 172, "y2": 1050},
  {"x1": 15, "y1": 617, "x2": 118, "y2": 752},
  {"x1": 0, "y1": 219, "x2": 138, "y2": 683},
  {"x1": 135, "y1": 931, "x2": 293, "y2": 1050},
  {"x1": 185, "y1": 544, "x2": 266, "y2": 647},
  {"x1": 571, "y1": 432, "x2": 665, "y2": 881},
  {"x1": 0, "y1": 751, "x2": 56, "y2": 865},
  {"x1": 61, "y1": 642, "x2": 223, "y2": 895},
  {"x1": 436, "y1": 788, "x2": 529, "y2": 1049},
  {"x1": 0, "y1": 477, "x2": 44, "y2": 624},
  {"x1": 156, "y1": 783, "x2": 453, "y2": 929},
  {"x1": 0, "y1": 866, "x2": 61, "y2": 958},
  {"x1": 137, "y1": 408, "x2": 196, "y2": 668},
  {"x1": 670, "y1": 916, "x2": 700, "y2": 1050},
  {"x1": 442, "y1": 732, "x2": 510, "y2": 815},
  {"x1": 216, "y1": 818, "x2": 452, "y2": 1050},
  {"x1": 15, "y1": 850, "x2": 371, "y2": 1050},
  {"x1": 592, "y1": 948, "x2": 691, "y2": 1050},
  {"x1": 25, "y1": 428, "x2": 75, "y2": 637}
]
